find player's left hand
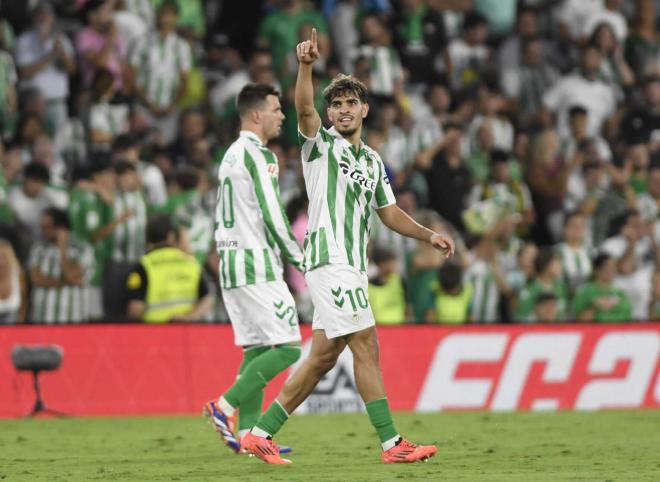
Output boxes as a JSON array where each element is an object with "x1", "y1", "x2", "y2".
[{"x1": 430, "y1": 232, "x2": 455, "y2": 258}]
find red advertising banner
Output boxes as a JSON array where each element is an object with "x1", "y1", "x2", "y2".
[{"x1": 1, "y1": 323, "x2": 659, "y2": 418}]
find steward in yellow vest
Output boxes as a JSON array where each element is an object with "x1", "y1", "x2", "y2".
[
  {"x1": 429, "y1": 262, "x2": 472, "y2": 324},
  {"x1": 125, "y1": 214, "x2": 213, "y2": 323},
  {"x1": 368, "y1": 247, "x2": 407, "y2": 325}
]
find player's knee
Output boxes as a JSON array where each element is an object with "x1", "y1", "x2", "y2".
[
  {"x1": 350, "y1": 330, "x2": 380, "y2": 363},
  {"x1": 311, "y1": 350, "x2": 339, "y2": 376}
]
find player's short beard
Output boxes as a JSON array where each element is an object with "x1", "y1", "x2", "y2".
[{"x1": 334, "y1": 120, "x2": 359, "y2": 138}]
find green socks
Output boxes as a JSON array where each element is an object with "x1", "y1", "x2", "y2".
[
  {"x1": 253, "y1": 399, "x2": 289, "y2": 437},
  {"x1": 222, "y1": 345, "x2": 301, "y2": 428},
  {"x1": 366, "y1": 398, "x2": 399, "y2": 445},
  {"x1": 234, "y1": 346, "x2": 269, "y2": 431}
]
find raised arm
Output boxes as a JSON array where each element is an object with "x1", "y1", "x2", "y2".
[{"x1": 295, "y1": 28, "x2": 322, "y2": 138}]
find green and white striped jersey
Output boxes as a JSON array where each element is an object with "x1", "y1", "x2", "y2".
[
  {"x1": 112, "y1": 190, "x2": 147, "y2": 263},
  {"x1": 129, "y1": 31, "x2": 192, "y2": 108},
  {"x1": 465, "y1": 258, "x2": 500, "y2": 323},
  {"x1": 299, "y1": 126, "x2": 396, "y2": 273},
  {"x1": 215, "y1": 130, "x2": 303, "y2": 289},
  {"x1": 68, "y1": 189, "x2": 113, "y2": 285},
  {"x1": 28, "y1": 239, "x2": 95, "y2": 323},
  {"x1": 557, "y1": 242, "x2": 593, "y2": 292}
]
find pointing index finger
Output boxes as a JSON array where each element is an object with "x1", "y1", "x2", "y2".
[{"x1": 311, "y1": 27, "x2": 317, "y2": 48}]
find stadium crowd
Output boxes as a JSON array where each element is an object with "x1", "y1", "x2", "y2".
[{"x1": 0, "y1": 0, "x2": 658, "y2": 324}]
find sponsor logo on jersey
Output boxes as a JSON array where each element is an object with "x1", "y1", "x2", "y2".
[
  {"x1": 216, "y1": 239, "x2": 238, "y2": 248},
  {"x1": 339, "y1": 160, "x2": 377, "y2": 192},
  {"x1": 267, "y1": 163, "x2": 279, "y2": 178}
]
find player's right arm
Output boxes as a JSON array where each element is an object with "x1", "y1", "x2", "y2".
[{"x1": 295, "y1": 28, "x2": 322, "y2": 138}]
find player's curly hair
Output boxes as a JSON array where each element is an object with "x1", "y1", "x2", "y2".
[{"x1": 323, "y1": 74, "x2": 369, "y2": 104}]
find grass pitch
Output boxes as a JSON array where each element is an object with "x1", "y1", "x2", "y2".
[{"x1": 1, "y1": 411, "x2": 659, "y2": 481}]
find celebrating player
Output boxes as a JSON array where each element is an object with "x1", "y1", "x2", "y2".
[
  {"x1": 241, "y1": 28, "x2": 455, "y2": 465},
  {"x1": 204, "y1": 84, "x2": 303, "y2": 454}
]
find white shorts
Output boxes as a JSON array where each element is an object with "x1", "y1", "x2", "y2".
[
  {"x1": 222, "y1": 280, "x2": 301, "y2": 347},
  {"x1": 306, "y1": 264, "x2": 375, "y2": 339}
]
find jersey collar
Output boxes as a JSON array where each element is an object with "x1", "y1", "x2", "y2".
[
  {"x1": 328, "y1": 126, "x2": 365, "y2": 160},
  {"x1": 240, "y1": 130, "x2": 263, "y2": 147}
]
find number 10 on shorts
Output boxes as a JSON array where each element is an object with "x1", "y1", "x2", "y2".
[{"x1": 331, "y1": 286, "x2": 369, "y2": 311}]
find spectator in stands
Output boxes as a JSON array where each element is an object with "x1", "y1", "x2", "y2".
[
  {"x1": 129, "y1": 0, "x2": 192, "y2": 144},
  {"x1": 27, "y1": 207, "x2": 94, "y2": 323},
  {"x1": 76, "y1": 0, "x2": 126, "y2": 93},
  {"x1": 112, "y1": 134, "x2": 167, "y2": 208},
  {"x1": 169, "y1": 108, "x2": 209, "y2": 166},
  {"x1": 525, "y1": 128, "x2": 574, "y2": 244},
  {"x1": 368, "y1": 246, "x2": 407, "y2": 325},
  {"x1": 430, "y1": 261, "x2": 472, "y2": 324},
  {"x1": 125, "y1": 214, "x2": 212, "y2": 323},
  {"x1": 164, "y1": 166, "x2": 214, "y2": 266},
  {"x1": 30, "y1": 134, "x2": 67, "y2": 187},
  {"x1": 573, "y1": 253, "x2": 632, "y2": 322},
  {"x1": 560, "y1": 106, "x2": 613, "y2": 186},
  {"x1": 257, "y1": 0, "x2": 330, "y2": 83},
  {"x1": 467, "y1": 149, "x2": 533, "y2": 231},
  {"x1": 531, "y1": 292, "x2": 560, "y2": 323},
  {"x1": 15, "y1": 1, "x2": 76, "y2": 137},
  {"x1": 542, "y1": 44, "x2": 618, "y2": 139},
  {"x1": 394, "y1": 0, "x2": 447, "y2": 86},
  {"x1": 354, "y1": 14, "x2": 404, "y2": 98},
  {"x1": 417, "y1": 123, "x2": 471, "y2": 231},
  {"x1": 601, "y1": 209, "x2": 654, "y2": 319},
  {"x1": 557, "y1": 211, "x2": 594, "y2": 299},
  {"x1": 89, "y1": 68, "x2": 130, "y2": 151},
  {"x1": 104, "y1": 161, "x2": 147, "y2": 320},
  {"x1": 8, "y1": 162, "x2": 66, "y2": 241},
  {"x1": 497, "y1": 6, "x2": 541, "y2": 70},
  {"x1": 464, "y1": 231, "x2": 510, "y2": 324},
  {"x1": 445, "y1": 11, "x2": 490, "y2": 91},
  {"x1": 620, "y1": 75, "x2": 660, "y2": 153},
  {"x1": 624, "y1": 2, "x2": 659, "y2": 76},
  {"x1": 0, "y1": 239, "x2": 25, "y2": 323},
  {"x1": 0, "y1": 42, "x2": 17, "y2": 141},
  {"x1": 467, "y1": 85, "x2": 514, "y2": 161},
  {"x1": 515, "y1": 248, "x2": 568, "y2": 322},
  {"x1": 407, "y1": 210, "x2": 451, "y2": 323},
  {"x1": 68, "y1": 158, "x2": 118, "y2": 320},
  {"x1": 504, "y1": 241, "x2": 537, "y2": 312},
  {"x1": 368, "y1": 97, "x2": 410, "y2": 186},
  {"x1": 501, "y1": 35, "x2": 560, "y2": 126},
  {"x1": 590, "y1": 22, "x2": 635, "y2": 91}
]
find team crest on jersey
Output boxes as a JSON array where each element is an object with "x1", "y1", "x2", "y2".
[
  {"x1": 339, "y1": 160, "x2": 377, "y2": 192},
  {"x1": 224, "y1": 152, "x2": 237, "y2": 167},
  {"x1": 267, "y1": 163, "x2": 279, "y2": 178}
]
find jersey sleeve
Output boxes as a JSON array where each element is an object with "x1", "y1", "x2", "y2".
[
  {"x1": 297, "y1": 125, "x2": 329, "y2": 162},
  {"x1": 244, "y1": 148, "x2": 304, "y2": 271},
  {"x1": 372, "y1": 156, "x2": 396, "y2": 209}
]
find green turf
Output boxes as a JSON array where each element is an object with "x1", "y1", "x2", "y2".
[{"x1": 1, "y1": 411, "x2": 659, "y2": 481}]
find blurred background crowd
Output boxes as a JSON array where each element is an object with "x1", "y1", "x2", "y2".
[{"x1": 0, "y1": 0, "x2": 659, "y2": 325}]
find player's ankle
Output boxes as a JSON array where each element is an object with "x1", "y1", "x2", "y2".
[
  {"x1": 251, "y1": 426, "x2": 272, "y2": 439},
  {"x1": 217, "y1": 396, "x2": 236, "y2": 417},
  {"x1": 381, "y1": 435, "x2": 401, "y2": 451}
]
